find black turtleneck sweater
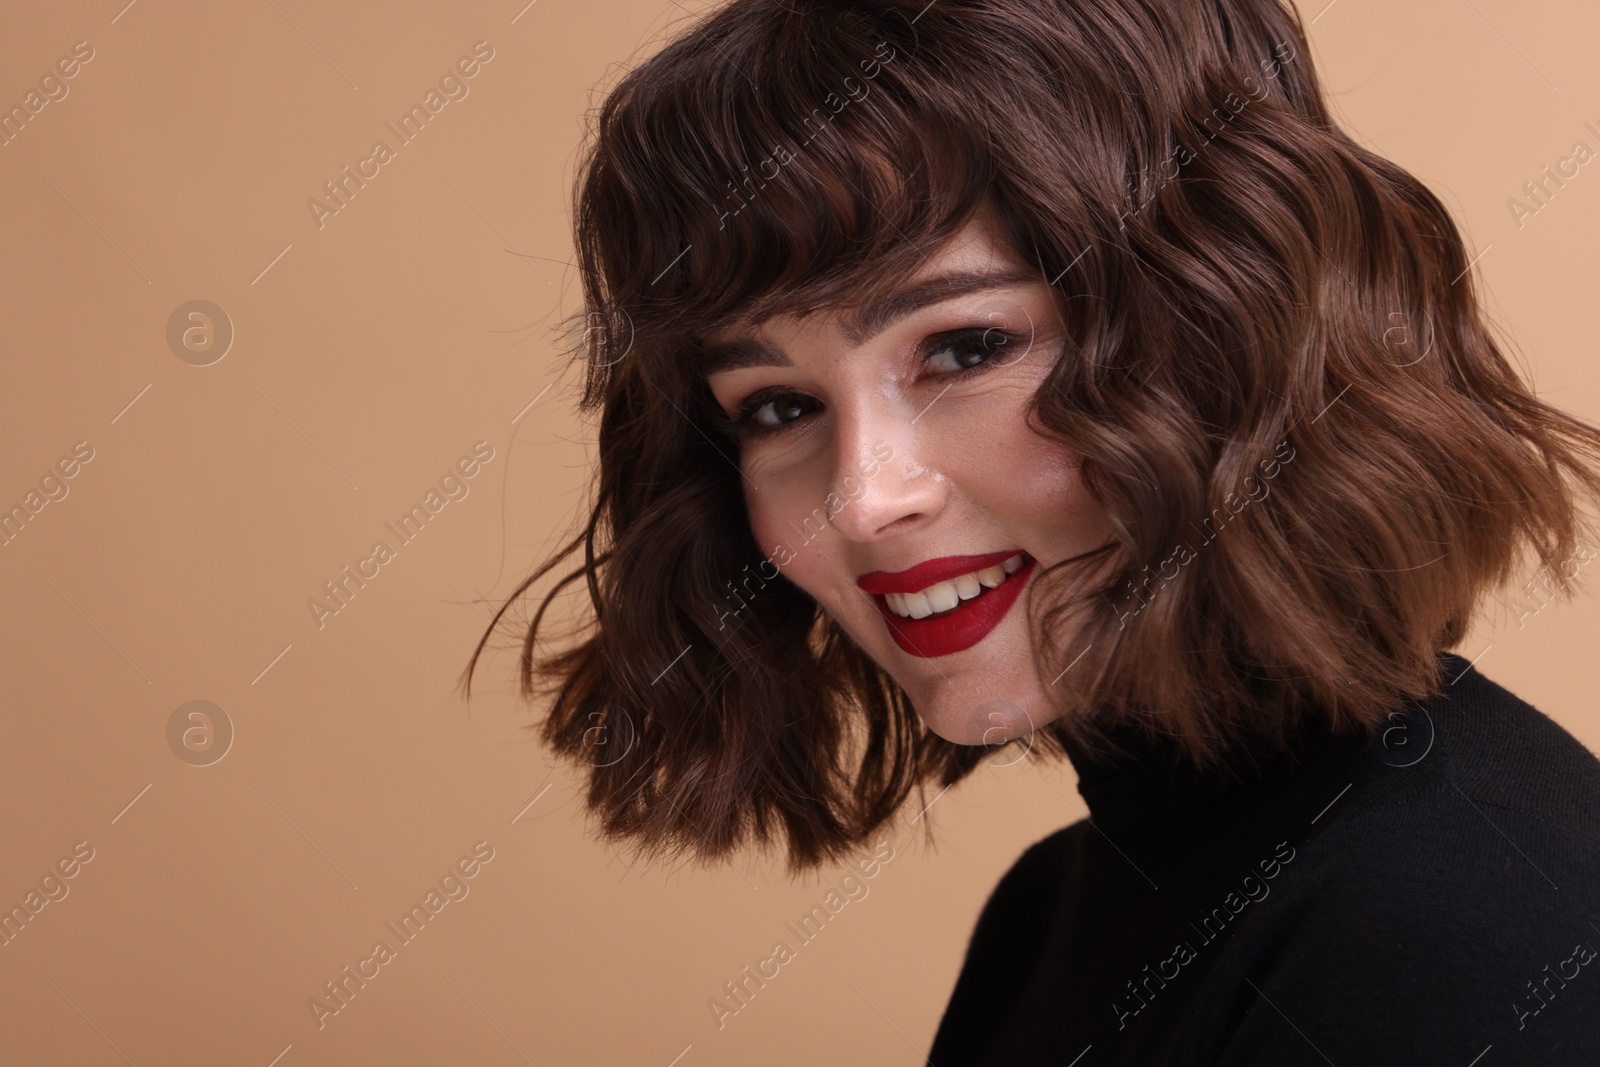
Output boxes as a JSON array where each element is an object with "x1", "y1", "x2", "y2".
[{"x1": 928, "y1": 650, "x2": 1600, "y2": 1066}]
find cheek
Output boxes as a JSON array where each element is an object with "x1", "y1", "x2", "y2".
[
  {"x1": 745, "y1": 491, "x2": 824, "y2": 589},
  {"x1": 1013, "y1": 435, "x2": 1097, "y2": 521},
  {"x1": 742, "y1": 470, "x2": 855, "y2": 615},
  {"x1": 746, "y1": 495, "x2": 788, "y2": 560},
  {"x1": 948, "y1": 396, "x2": 1097, "y2": 527}
]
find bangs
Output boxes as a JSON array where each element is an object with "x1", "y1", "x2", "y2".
[{"x1": 576, "y1": 5, "x2": 1005, "y2": 358}]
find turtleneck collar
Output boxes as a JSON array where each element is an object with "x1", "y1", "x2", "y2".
[{"x1": 1056, "y1": 651, "x2": 1463, "y2": 837}]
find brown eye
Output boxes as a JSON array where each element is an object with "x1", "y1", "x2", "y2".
[
  {"x1": 923, "y1": 326, "x2": 1016, "y2": 375},
  {"x1": 715, "y1": 387, "x2": 822, "y2": 440},
  {"x1": 713, "y1": 325, "x2": 1019, "y2": 443},
  {"x1": 751, "y1": 392, "x2": 820, "y2": 430}
]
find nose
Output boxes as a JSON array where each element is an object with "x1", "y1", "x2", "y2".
[{"x1": 824, "y1": 392, "x2": 948, "y2": 542}]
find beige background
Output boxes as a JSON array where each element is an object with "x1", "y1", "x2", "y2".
[{"x1": 0, "y1": 0, "x2": 1596, "y2": 1064}]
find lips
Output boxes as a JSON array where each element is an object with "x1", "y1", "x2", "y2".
[
  {"x1": 858, "y1": 551, "x2": 1037, "y2": 659},
  {"x1": 856, "y1": 549, "x2": 1024, "y2": 595}
]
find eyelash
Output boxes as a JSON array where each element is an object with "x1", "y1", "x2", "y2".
[{"x1": 711, "y1": 326, "x2": 1022, "y2": 441}]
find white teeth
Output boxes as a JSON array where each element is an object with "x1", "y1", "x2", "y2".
[
  {"x1": 883, "y1": 553, "x2": 1028, "y2": 619},
  {"x1": 927, "y1": 582, "x2": 960, "y2": 613},
  {"x1": 886, "y1": 591, "x2": 935, "y2": 619}
]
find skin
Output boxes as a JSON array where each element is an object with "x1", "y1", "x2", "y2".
[{"x1": 704, "y1": 209, "x2": 1117, "y2": 746}]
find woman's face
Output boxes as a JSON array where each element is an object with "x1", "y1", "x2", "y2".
[{"x1": 703, "y1": 210, "x2": 1116, "y2": 746}]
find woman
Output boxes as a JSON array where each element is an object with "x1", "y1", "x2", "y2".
[{"x1": 465, "y1": 0, "x2": 1600, "y2": 1062}]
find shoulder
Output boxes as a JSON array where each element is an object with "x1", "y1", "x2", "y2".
[
  {"x1": 1426, "y1": 654, "x2": 1600, "y2": 832},
  {"x1": 966, "y1": 821, "x2": 1088, "y2": 938},
  {"x1": 1189, "y1": 656, "x2": 1600, "y2": 1064},
  {"x1": 1294, "y1": 654, "x2": 1600, "y2": 952},
  {"x1": 928, "y1": 821, "x2": 1090, "y2": 1059},
  {"x1": 1338, "y1": 653, "x2": 1600, "y2": 859},
  {"x1": 993, "y1": 821, "x2": 1086, "y2": 889},
  {"x1": 1204, "y1": 806, "x2": 1600, "y2": 1063},
  {"x1": 948, "y1": 820, "x2": 1093, "y2": 973}
]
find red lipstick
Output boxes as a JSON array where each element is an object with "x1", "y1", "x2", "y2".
[
  {"x1": 856, "y1": 549, "x2": 1022, "y2": 595},
  {"x1": 857, "y1": 551, "x2": 1037, "y2": 659}
]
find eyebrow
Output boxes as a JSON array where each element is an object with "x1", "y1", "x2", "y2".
[{"x1": 699, "y1": 267, "x2": 1042, "y2": 377}]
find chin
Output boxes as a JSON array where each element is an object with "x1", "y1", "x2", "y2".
[{"x1": 914, "y1": 690, "x2": 1047, "y2": 748}]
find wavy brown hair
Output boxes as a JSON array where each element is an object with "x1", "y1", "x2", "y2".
[{"x1": 462, "y1": 0, "x2": 1600, "y2": 873}]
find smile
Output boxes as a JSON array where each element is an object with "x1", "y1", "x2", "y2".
[
  {"x1": 882, "y1": 552, "x2": 1029, "y2": 619},
  {"x1": 857, "y1": 550, "x2": 1037, "y2": 659}
]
